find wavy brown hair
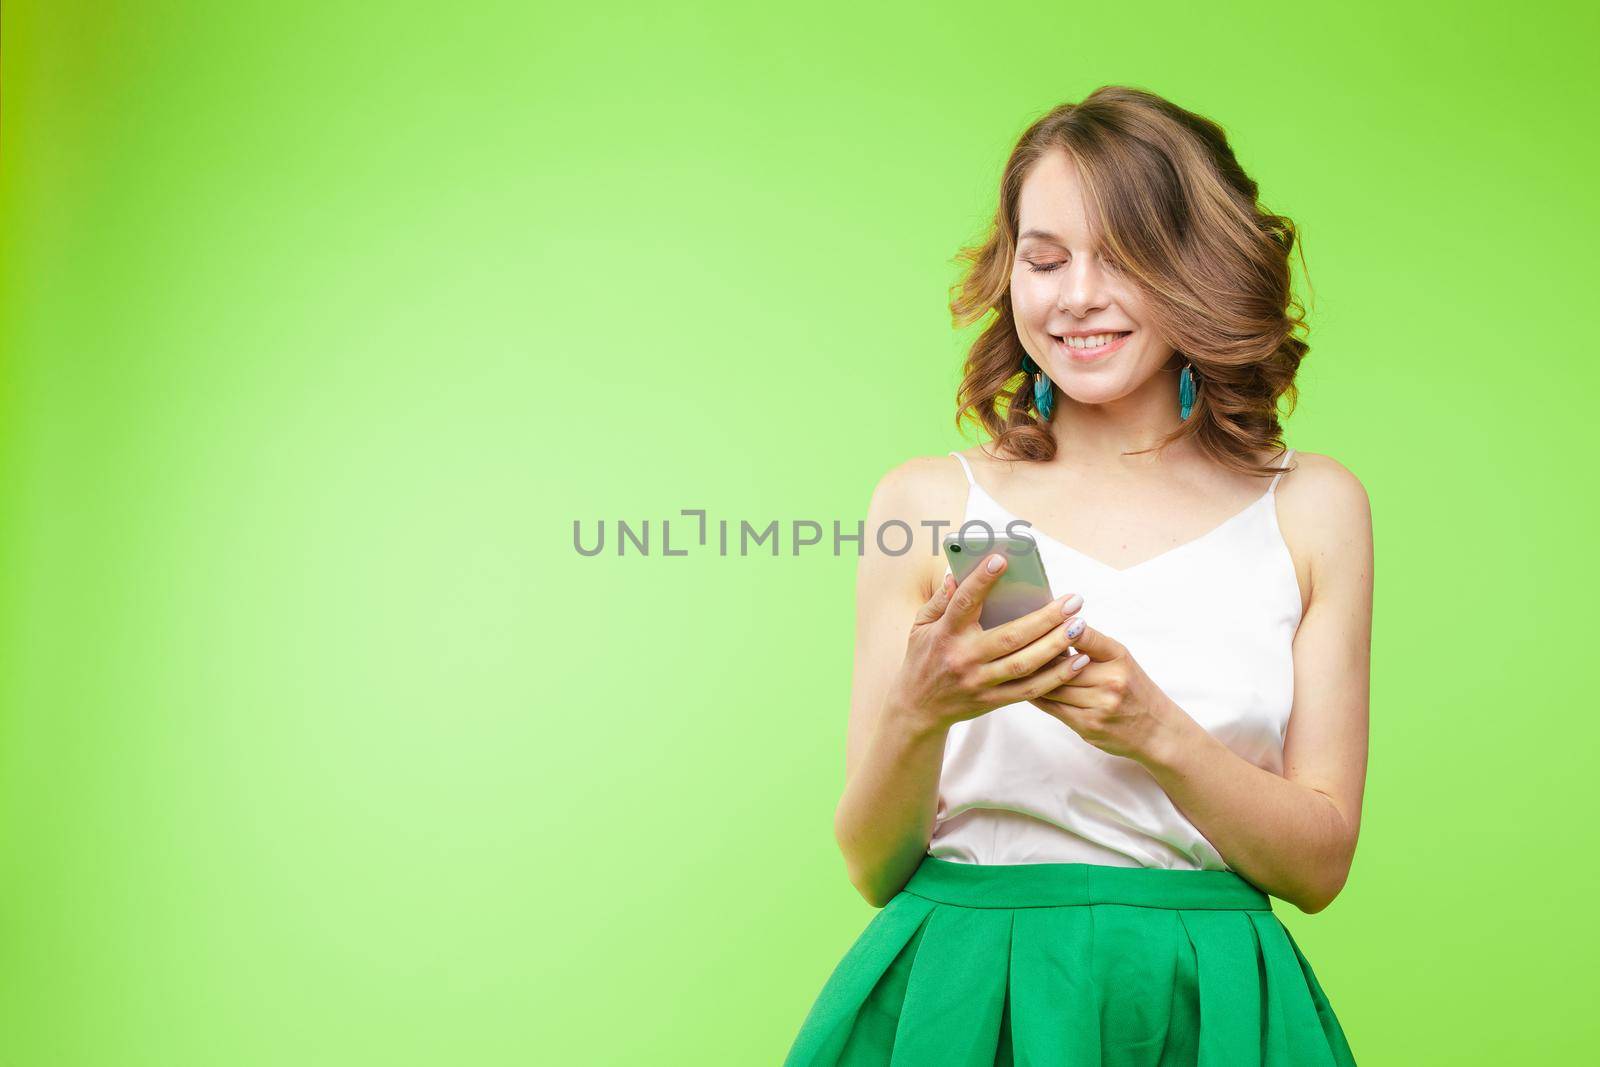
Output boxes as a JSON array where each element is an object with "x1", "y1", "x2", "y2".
[{"x1": 950, "y1": 86, "x2": 1311, "y2": 477}]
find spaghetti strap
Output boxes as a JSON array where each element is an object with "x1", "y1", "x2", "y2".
[
  {"x1": 948, "y1": 450, "x2": 977, "y2": 487},
  {"x1": 1268, "y1": 448, "x2": 1296, "y2": 494}
]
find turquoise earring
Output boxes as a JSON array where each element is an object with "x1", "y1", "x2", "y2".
[
  {"x1": 1021, "y1": 354, "x2": 1054, "y2": 421},
  {"x1": 1179, "y1": 362, "x2": 1197, "y2": 419}
]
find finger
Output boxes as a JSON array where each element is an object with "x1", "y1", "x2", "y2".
[
  {"x1": 1029, "y1": 696, "x2": 1084, "y2": 728},
  {"x1": 1034, "y1": 672, "x2": 1094, "y2": 705},
  {"x1": 912, "y1": 571, "x2": 958, "y2": 626},
  {"x1": 987, "y1": 648, "x2": 1093, "y2": 706},
  {"x1": 1060, "y1": 617, "x2": 1122, "y2": 662},
  {"x1": 1034, "y1": 645, "x2": 1100, "y2": 704},
  {"x1": 972, "y1": 596, "x2": 1085, "y2": 684},
  {"x1": 970, "y1": 591, "x2": 1084, "y2": 670},
  {"x1": 940, "y1": 552, "x2": 1009, "y2": 630}
]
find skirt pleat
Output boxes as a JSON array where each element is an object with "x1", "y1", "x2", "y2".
[
  {"x1": 1009, "y1": 906, "x2": 1101, "y2": 1067},
  {"x1": 886, "y1": 905, "x2": 1013, "y2": 1066},
  {"x1": 1282, "y1": 922, "x2": 1356, "y2": 1061},
  {"x1": 797, "y1": 893, "x2": 939, "y2": 1064},
  {"x1": 1249, "y1": 913, "x2": 1344, "y2": 1067},
  {"x1": 783, "y1": 856, "x2": 1356, "y2": 1067},
  {"x1": 1177, "y1": 910, "x2": 1264, "y2": 1066}
]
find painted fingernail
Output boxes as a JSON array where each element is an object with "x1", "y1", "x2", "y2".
[
  {"x1": 1060, "y1": 593, "x2": 1083, "y2": 616},
  {"x1": 1066, "y1": 617, "x2": 1085, "y2": 638},
  {"x1": 1070, "y1": 653, "x2": 1090, "y2": 669},
  {"x1": 986, "y1": 554, "x2": 1005, "y2": 573}
]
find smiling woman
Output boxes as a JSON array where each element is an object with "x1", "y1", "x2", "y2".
[
  {"x1": 953, "y1": 88, "x2": 1310, "y2": 473},
  {"x1": 783, "y1": 85, "x2": 1369, "y2": 1066}
]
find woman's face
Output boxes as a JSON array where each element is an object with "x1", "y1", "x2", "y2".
[{"x1": 1010, "y1": 149, "x2": 1176, "y2": 405}]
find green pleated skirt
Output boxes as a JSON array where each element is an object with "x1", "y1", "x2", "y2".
[{"x1": 783, "y1": 855, "x2": 1356, "y2": 1066}]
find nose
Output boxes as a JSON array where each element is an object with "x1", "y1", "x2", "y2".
[{"x1": 1055, "y1": 257, "x2": 1111, "y2": 318}]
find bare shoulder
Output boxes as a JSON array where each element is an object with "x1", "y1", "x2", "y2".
[
  {"x1": 865, "y1": 451, "x2": 971, "y2": 525},
  {"x1": 1274, "y1": 450, "x2": 1374, "y2": 602},
  {"x1": 861, "y1": 451, "x2": 974, "y2": 600}
]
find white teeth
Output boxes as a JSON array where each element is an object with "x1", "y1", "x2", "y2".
[{"x1": 1059, "y1": 332, "x2": 1126, "y2": 349}]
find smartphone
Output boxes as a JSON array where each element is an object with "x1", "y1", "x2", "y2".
[{"x1": 941, "y1": 532, "x2": 1054, "y2": 629}]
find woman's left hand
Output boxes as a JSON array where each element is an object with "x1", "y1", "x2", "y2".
[{"x1": 1028, "y1": 618, "x2": 1189, "y2": 763}]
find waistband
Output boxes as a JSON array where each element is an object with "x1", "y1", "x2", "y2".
[{"x1": 902, "y1": 855, "x2": 1272, "y2": 911}]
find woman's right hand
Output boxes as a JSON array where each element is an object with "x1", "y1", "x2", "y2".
[{"x1": 884, "y1": 553, "x2": 1090, "y2": 735}]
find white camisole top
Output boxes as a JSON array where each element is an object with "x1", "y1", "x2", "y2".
[{"x1": 931, "y1": 449, "x2": 1302, "y2": 871}]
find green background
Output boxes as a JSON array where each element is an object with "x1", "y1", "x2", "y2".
[{"x1": 3, "y1": 1, "x2": 1595, "y2": 1063}]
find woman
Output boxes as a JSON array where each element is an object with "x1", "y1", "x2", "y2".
[{"x1": 783, "y1": 86, "x2": 1370, "y2": 1065}]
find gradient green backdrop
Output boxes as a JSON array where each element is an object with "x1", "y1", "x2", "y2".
[{"x1": 3, "y1": 2, "x2": 1595, "y2": 1064}]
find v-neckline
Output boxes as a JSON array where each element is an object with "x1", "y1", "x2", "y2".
[{"x1": 965, "y1": 481, "x2": 1276, "y2": 578}]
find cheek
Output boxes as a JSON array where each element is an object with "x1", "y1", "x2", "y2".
[
  {"x1": 1010, "y1": 275, "x2": 1052, "y2": 316},
  {"x1": 1114, "y1": 288, "x2": 1153, "y2": 330}
]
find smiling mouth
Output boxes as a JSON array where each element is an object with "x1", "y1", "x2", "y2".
[{"x1": 1052, "y1": 330, "x2": 1133, "y2": 361}]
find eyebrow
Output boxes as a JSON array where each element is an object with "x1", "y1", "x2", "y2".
[{"x1": 1018, "y1": 229, "x2": 1062, "y2": 242}]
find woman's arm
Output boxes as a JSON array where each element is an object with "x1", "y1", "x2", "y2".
[
  {"x1": 833, "y1": 458, "x2": 953, "y2": 908},
  {"x1": 1141, "y1": 456, "x2": 1374, "y2": 913}
]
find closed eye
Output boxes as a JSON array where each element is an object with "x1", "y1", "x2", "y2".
[{"x1": 1025, "y1": 258, "x2": 1120, "y2": 275}]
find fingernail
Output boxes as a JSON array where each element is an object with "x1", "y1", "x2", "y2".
[
  {"x1": 986, "y1": 554, "x2": 1005, "y2": 573},
  {"x1": 1066, "y1": 617, "x2": 1085, "y2": 638},
  {"x1": 1060, "y1": 593, "x2": 1083, "y2": 616},
  {"x1": 1070, "y1": 653, "x2": 1089, "y2": 669}
]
